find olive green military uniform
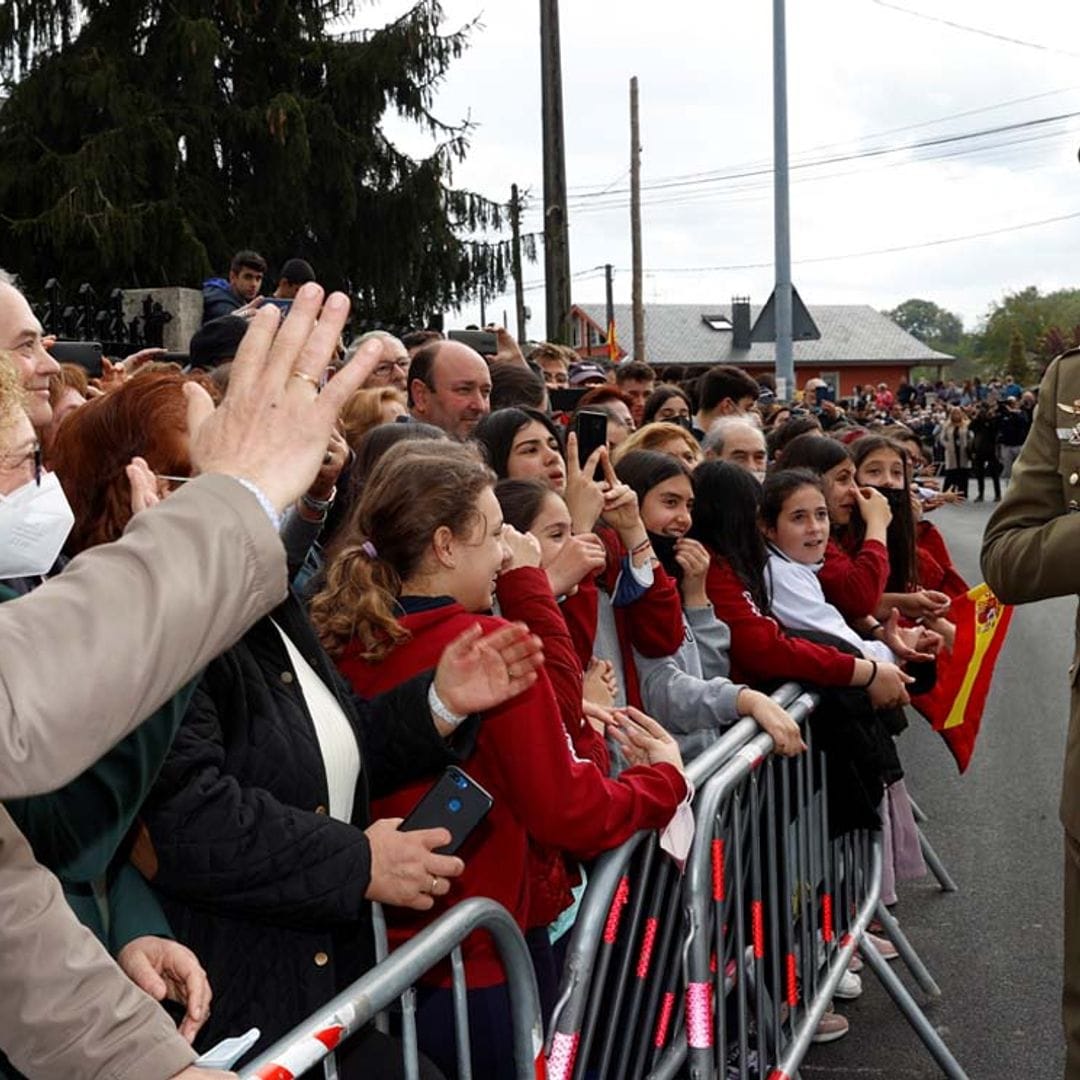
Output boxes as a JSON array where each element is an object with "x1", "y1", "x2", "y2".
[{"x1": 982, "y1": 347, "x2": 1080, "y2": 1078}]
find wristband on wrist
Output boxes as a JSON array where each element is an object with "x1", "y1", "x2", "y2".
[
  {"x1": 428, "y1": 681, "x2": 468, "y2": 730},
  {"x1": 862, "y1": 660, "x2": 878, "y2": 688},
  {"x1": 630, "y1": 538, "x2": 652, "y2": 556},
  {"x1": 300, "y1": 485, "x2": 337, "y2": 516}
]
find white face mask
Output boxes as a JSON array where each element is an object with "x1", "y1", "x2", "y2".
[{"x1": 0, "y1": 471, "x2": 75, "y2": 579}]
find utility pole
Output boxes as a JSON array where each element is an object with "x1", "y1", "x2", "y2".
[
  {"x1": 605, "y1": 263, "x2": 615, "y2": 358},
  {"x1": 479, "y1": 292, "x2": 487, "y2": 327},
  {"x1": 630, "y1": 75, "x2": 645, "y2": 364},
  {"x1": 772, "y1": 0, "x2": 794, "y2": 399},
  {"x1": 540, "y1": 0, "x2": 572, "y2": 344},
  {"x1": 510, "y1": 183, "x2": 527, "y2": 345}
]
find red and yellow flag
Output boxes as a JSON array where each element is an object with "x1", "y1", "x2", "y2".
[
  {"x1": 910, "y1": 582, "x2": 1013, "y2": 773},
  {"x1": 607, "y1": 319, "x2": 619, "y2": 364}
]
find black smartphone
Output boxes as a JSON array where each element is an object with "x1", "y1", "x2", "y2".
[
  {"x1": 398, "y1": 766, "x2": 493, "y2": 855},
  {"x1": 548, "y1": 387, "x2": 586, "y2": 414},
  {"x1": 575, "y1": 409, "x2": 609, "y2": 476},
  {"x1": 448, "y1": 329, "x2": 498, "y2": 357},
  {"x1": 48, "y1": 340, "x2": 103, "y2": 378},
  {"x1": 263, "y1": 298, "x2": 293, "y2": 314}
]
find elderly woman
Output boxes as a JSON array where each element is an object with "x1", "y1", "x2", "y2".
[{"x1": 46, "y1": 369, "x2": 543, "y2": 1076}]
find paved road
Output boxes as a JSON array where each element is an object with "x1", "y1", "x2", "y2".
[{"x1": 808, "y1": 497, "x2": 1073, "y2": 1079}]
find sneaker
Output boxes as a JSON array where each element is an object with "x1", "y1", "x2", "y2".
[
  {"x1": 811, "y1": 1006, "x2": 849, "y2": 1043},
  {"x1": 847, "y1": 952, "x2": 864, "y2": 973},
  {"x1": 863, "y1": 931, "x2": 899, "y2": 960},
  {"x1": 834, "y1": 969, "x2": 863, "y2": 1000}
]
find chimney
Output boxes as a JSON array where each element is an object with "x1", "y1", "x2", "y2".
[{"x1": 731, "y1": 297, "x2": 751, "y2": 350}]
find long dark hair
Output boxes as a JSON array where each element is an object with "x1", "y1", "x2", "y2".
[
  {"x1": 641, "y1": 385, "x2": 692, "y2": 425},
  {"x1": 850, "y1": 434, "x2": 919, "y2": 591},
  {"x1": 690, "y1": 461, "x2": 770, "y2": 614},
  {"x1": 494, "y1": 477, "x2": 551, "y2": 533},
  {"x1": 760, "y1": 468, "x2": 825, "y2": 530},
  {"x1": 777, "y1": 431, "x2": 850, "y2": 473},
  {"x1": 613, "y1": 449, "x2": 691, "y2": 507},
  {"x1": 473, "y1": 407, "x2": 564, "y2": 479}
]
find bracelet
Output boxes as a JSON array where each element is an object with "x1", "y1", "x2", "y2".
[
  {"x1": 301, "y1": 485, "x2": 337, "y2": 515},
  {"x1": 428, "y1": 681, "x2": 468, "y2": 730},
  {"x1": 630, "y1": 538, "x2": 652, "y2": 556},
  {"x1": 861, "y1": 660, "x2": 878, "y2": 688}
]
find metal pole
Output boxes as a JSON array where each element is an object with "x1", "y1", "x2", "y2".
[
  {"x1": 511, "y1": 184, "x2": 528, "y2": 345},
  {"x1": 772, "y1": 0, "x2": 794, "y2": 399},
  {"x1": 540, "y1": 0, "x2": 572, "y2": 343},
  {"x1": 630, "y1": 75, "x2": 645, "y2": 363},
  {"x1": 605, "y1": 263, "x2": 615, "y2": 356}
]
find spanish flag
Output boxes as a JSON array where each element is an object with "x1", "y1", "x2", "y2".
[
  {"x1": 910, "y1": 583, "x2": 1013, "y2": 773},
  {"x1": 607, "y1": 319, "x2": 619, "y2": 364}
]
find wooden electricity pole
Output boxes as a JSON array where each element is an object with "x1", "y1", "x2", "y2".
[
  {"x1": 510, "y1": 183, "x2": 527, "y2": 345},
  {"x1": 630, "y1": 75, "x2": 645, "y2": 363},
  {"x1": 540, "y1": 0, "x2": 572, "y2": 344}
]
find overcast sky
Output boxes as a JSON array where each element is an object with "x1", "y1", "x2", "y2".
[{"x1": 345, "y1": 0, "x2": 1080, "y2": 335}]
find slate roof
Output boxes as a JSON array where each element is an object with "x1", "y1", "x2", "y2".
[{"x1": 575, "y1": 303, "x2": 954, "y2": 368}]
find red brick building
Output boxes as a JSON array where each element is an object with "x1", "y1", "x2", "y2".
[{"x1": 571, "y1": 300, "x2": 953, "y2": 397}]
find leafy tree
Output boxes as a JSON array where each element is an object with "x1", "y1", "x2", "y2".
[
  {"x1": 884, "y1": 298, "x2": 964, "y2": 345},
  {"x1": 975, "y1": 286, "x2": 1080, "y2": 376},
  {"x1": 0, "y1": 1, "x2": 528, "y2": 324}
]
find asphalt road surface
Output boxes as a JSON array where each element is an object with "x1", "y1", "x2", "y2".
[{"x1": 807, "y1": 496, "x2": 1073, "y2": 1079}]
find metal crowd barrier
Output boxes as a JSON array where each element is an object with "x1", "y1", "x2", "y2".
[
  {"x1": 546, "y1": 683, "x2": 970, "y2": 1080},
  {"x1": 238, "y1": 898, "x2": 543, "y2": 1080}
]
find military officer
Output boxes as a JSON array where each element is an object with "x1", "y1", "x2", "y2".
[{"x1": 982, "y1": 346, "x2": 1080, "y2": 1078}]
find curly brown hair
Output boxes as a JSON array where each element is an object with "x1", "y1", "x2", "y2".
[{"x1": 310, "y1": 440, "x2": 495, "y2": 660}]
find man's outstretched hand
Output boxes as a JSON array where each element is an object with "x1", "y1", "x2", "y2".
[{"x1": 188, "y1": 284, "x2": 381, "y2": 512}]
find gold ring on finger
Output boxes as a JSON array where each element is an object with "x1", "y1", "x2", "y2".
[{"x1": 290, "y1": 370, "x2": 320, "y2": 390}]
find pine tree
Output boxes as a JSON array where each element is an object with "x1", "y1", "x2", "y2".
[{"x1": 0, "y1": 1, "x2": 527, "y2": 324}]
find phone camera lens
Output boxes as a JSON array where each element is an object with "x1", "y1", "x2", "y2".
[
  {"x1": 448, "y1": 798, "x2": 462, "y2": 813},
  {"x1": 455, "y1": 776, "x2": 468, "y2": 790}
]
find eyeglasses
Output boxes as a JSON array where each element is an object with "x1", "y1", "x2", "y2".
[{"x1": 1, "y1": 442, "x2": 42, "y2": 486}]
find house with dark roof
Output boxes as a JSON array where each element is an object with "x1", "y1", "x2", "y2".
[{"x1": 571, "y1": 299, "x2": 953, "y2": 396}]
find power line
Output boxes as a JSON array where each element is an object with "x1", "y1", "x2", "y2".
[
  {"x1": 613, "y1": 209, "x2": 1080, "y2": 274},
  {"x1": 868, "y1": 0, "x2": 1080, "y2": 59}
]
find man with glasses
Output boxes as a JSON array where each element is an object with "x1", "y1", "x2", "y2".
[{"x1": 348, "y1": 330, "x2": 409, "y2": 392}]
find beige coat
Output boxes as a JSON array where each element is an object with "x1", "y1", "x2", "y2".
[
  {"x1": 982, "y1": 348, "x2": 1080, "y2": 838},
  {"x1": 0, "y1": 475, "x2": 287, "y2": 1079}
]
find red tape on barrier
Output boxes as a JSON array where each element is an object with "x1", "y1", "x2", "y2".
[
  {"x1": 653, "y1": 990, "x2": 676, "y2": 1048},
  {"x1": 751, "y1": 900, "x2": 765, "y2": 959},
  {"x1": 603, "y1": 876, "x2": 630, "y2": 944},
  {"x1": 711, "y1": 838, "x2": 725, "y2": 900},
  {"x1": 546, "y1": 1031, "x2": 579, "y2": 1080},
  {"x1": 636, "y1": 916, "x2": 658, "y2": 979},
  {"x1": 685, "y1": 982, "x2": 713, "y2": 1049},
  {"x1": 767, "y1": 1071, "x2": 791, "y2": 1080},
  {"x1": 821, "y1": 893, "x2": 834, "y2": 943},
  {"x1": 786, "y1": 952, "x2": 798, "y2": 1007}
]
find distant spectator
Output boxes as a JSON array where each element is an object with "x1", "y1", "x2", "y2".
[
  {"x1": 642, "y1": 385, "x2": 692, "y2": 426},
  {"x1": 997, "y1": 395, "x2": 1030, "y2": 479},
  {"x1": 347, "y1": 331, "x2": 409, "y2": 392},
  {"x1": 188, "y1": 314, "x2": 248, "y2": 370},
  {"x1": 272, "y1": 258, "x2": 316, "y2": 299},
  {"x1": 530, "y1": 342, "x2": 577, "y2": 389},
  {"x1": 767, "y1": 414, "x2": 824, "y2": 462},
  {"x1": 703, "y1": 417, "x2": 768, "y2": 480},
  {"x1": 692, "y1": 364, "x2": 760, "y2": 440},
  {"x1": 490, "y1": 362, "x2": 548, "y2": 412},
  {"x1": 201, "y1": 249, "x2": 266, "y2": 323},
  {"x1": 340, "y1": 387, "x2": 409, "y2": 454},
  {"x1": 615, "y1": 361, "x2": 656, "y2": 427},
  {"x1": 568, "y1": 360, "x2": 608, "y2": 388},
  {"x1": 402, "y1": 329, "x2": 443, "y2": 359},
  {"x1": 874, "y1": 381, "x2": 894, "y2": 411}
]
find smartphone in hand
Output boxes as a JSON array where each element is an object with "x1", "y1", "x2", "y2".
[{"x1": 398, "y1": 766, "x2": 493, "y2": 855}]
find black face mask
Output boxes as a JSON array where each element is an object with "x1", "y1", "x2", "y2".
[
  {"x1": 866, "y1": 485, "x2": 909, "y2": 513},
  {"x1": 647, "y1": 531, "x2": 683, "y2": 583}
]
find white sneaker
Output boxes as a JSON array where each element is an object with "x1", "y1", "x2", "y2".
[{"x1": 834, "y1": 969, "x2": 863, "y2": 1000}]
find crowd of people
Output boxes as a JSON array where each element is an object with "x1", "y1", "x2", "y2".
[{"x1": 0, "y1": 251, "x2": 999, "y2": 1078}]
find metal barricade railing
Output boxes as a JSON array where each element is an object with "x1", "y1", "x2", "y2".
[
  {"x1": 238, "y1": 898, "x2": 543, "y2": 1080},
  {"x1": 547, "y1": 683, "x2": 971, "y2": 1080}
]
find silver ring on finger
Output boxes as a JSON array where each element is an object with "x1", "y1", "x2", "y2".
[{"x1": 430, "y1": 876, "x2": 440, "y2": 895}]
